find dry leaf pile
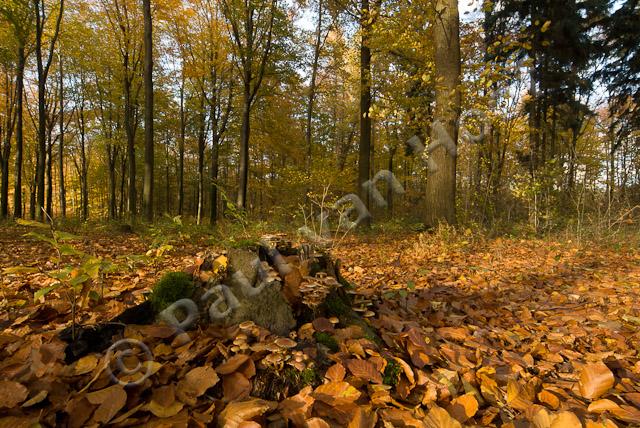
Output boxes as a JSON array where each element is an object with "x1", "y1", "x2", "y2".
[{"x1": 1, "y1": 225, "x2": 640, "y2": 427}]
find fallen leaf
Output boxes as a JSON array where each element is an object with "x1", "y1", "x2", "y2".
[
  {"x1": 424, "y1": 405, "x2": 462, "y2": 428},
  {"x1": 0, "y1": 381, "x2": 28, "y2": 408},
  {"x1": 223, "y1": 372, "x2": 251, "y2": 402},
  {"x1": 87, "y1": 384, "x2": 127, "y2": 424},
  {"x1": 344, "y1": 359, "x2": 383, "y2": 383},
  {"x1": 550, "y1": 411, "x2": 582, "y2": 428},
  {"x1": 447, "y1": 393, "x2": 478, "y2": 423},
  {"x1": 587, "y1": 399, "x2": 621, "y2": 413},
  {"x1": 217, "y1": 399, "x2": 276, "y2": 428},
  {"x1": 325, "y1": 363, "x2": 346, "y2": 382},
  {"x1": 177, "y1": 365, "x2": 219, "y2": 405},
  {"x1": 579, "y1": 362, "x2": 615, "y2": 400},
  {"x1": 216, "y1": 354, "x2": 251, "y2": 375}
]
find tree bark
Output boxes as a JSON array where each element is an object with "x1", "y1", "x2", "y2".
[
  {"x1": 305, "y1": 0, "x2": 323, "y2": 174},
  {"x1": 358, "y1": 0, "x2": 372, "y2": 227},
  {"x1": 58, "y1": 48, "x2": 66, "y2": 217},
  {"x1": 13, "y1": 43, "x2": 25, "y2": 218},
  {"x1": 424, "y1": 0, "x2": 461, "y2": 227},
  {"x1": 178, "y1": 74, "x2": 185, "y2": 216},
  {"x1": 142, "y1": 0, "x2": 154, "y2": 222}
]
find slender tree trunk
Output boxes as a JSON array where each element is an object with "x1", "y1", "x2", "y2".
[
  {"x1": 58, "y1": 50, "x2": 66, "y2": 217},
  {"x1": 178, "y1": 74, "x2": 185, "y2": 216},
  {"x1": 358, "y1": 0, "x2": 372, "y2": 227},
  {"x1": 120, "y1": 153, "x2": 127, "y2": 218},
  {"x1": 125, "y1": 78, "x2": 136, "y2": 221},
  {"x1": 142, "y1": 0, "x2": 154, "y2": 222},
  {"x1": 237, "y1": 84, "x2": 250, "y2": 209},
  {"x1": 197, "y1": 96, "x2": 206, "y2": 224},
  {"x1": 35, "y1": 0, "x2": 47, "y2": 221},
  {"x1": 424, "y1": 0, "x2": 461, "y2": 226},
  {"x1": 305, "y1": 0, "x2": 323, "y2": 173},
  {"x1": 210, "y1": 134, "x2": 219, "y2": 224},
  {"x1": 107, "y1": 145, "x2": 118, "y2": 219},
  {"x1": 13, "y1": 43, "x2": 25, "y2": 219},
  {"x1": 46, "y1": 136, "x2": 53, "y2": 216}
]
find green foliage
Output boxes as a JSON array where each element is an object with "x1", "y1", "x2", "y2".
[
  {"x1": 148, "y1": 271, "x2": 195, "y2": 312},
  {"x1": 383, "y1": 359, "x2": 402, "y2": 386},
  {"x1": 285, "y1": 367, "x2": 319, "y2": 389},
  {"x1": 313, "y1": 332, "x2": 339, "y2": 352}
]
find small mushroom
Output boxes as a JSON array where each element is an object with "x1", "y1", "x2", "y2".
[{"x1": 275, "y1": 337, "x2": 297, "y2": 349}]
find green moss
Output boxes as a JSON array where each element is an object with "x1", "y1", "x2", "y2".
[
  {"x1": 285, "y1": 367, "x2": 319, "y2": 388},
  {"x1": 324, "y1": 293, "x2": 351, "y2": 318},
  {"x1": 383, "y1": 359, "x2": 402, "y2": 386},
  {"x1": 227, "y1": 238, "x2": 258, "y2": 249},
  {"x1": 314, "y1": 332, "x2": 339, "y2": 352},
  {"x1": 149, "y1": 271, "x2": 195, "y2": 312}
]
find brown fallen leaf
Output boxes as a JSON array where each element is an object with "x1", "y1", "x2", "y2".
[
  {"x1": 538, "y1": 390, "x2": 560, "y2": 410},
  {"x1": 216, "y1": 354, "x2": 252, "y2": 375},
  {"x1": 447, "y1": 393, "x2": 478, "y2": 423},
  {"x1": 177, "y1": 366, "x2": 219, "y2": 405},
  {"x1": 0, "y1": 381, "x2": 28, "y2": 408},
  {"x1": 325, "y1": 363, "x2": 346, "y2": 382},
  {"x1": 21, "y1": 390, "x2": 48, "y2": 407},
  {"x1": 344, "y1": 359, "x2": 383, "y2": 384},
  {"x1": 222, "y1": 372, "x2": 251, "y2": 402},
  {"x1": 147, "y1": 400, "x2": 185, "y2": 418},
  {"x1": 305, "y1": 417, "x2": 331, "y2": 428},
  {"x1": 313, "y1": 381, "x2": 361, "y2": 406},
  {"x1": 423, "y1": 405, "x2": 462, "y2": 428},
  {"x1": 217, "y1": 398, "x2": 277, "y2": 428},
  {"x1": 348, "y1": 405, "x2": 378, "y2": 428},
  {"x1": 579, "y1": 362, "x2": 615, "y2": 400},
  {"x1": 87, "y1": 384, "x2": 127, "y2": 424},
  {"x1": 550, "y1": 411, "x2": 582, "y2": 428},
  {"x1": 588, "y1": 399, "x2": 621, "y2": 414},
  {"x1": 72, "y1": 354, "x2": 99, "y2": 376},
  {"x1": 279, "y1": 386, "x2": 314, "y2": 426},
  {"x1": 585, "y1": 420, "x2": 619, "y2": 428}
]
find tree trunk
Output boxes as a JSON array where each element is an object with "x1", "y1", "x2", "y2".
[
  {"x1": 424, "y1": 0, "x2": 461, "y2": 227},
  {"x1": 35, "y1": 0, "x2": 47, "y2": 221},
  {"x1": 46, "y1": 135, "x2": 53, "y2": 217},
  {"x1": 358, "y1": 0, "x2": 372, "y2": 227},
  {"x1": 178, "y1": 74, "x2": 185, "y2": 216},
  {"x1": 107, "y1": 145, "x2": 118, "y2": 219},
  {"x1": 237, "y1": 85, "x2": 251, "y2": 209},
  {"x1": 125, "y1": 78, "x2": 136, "y2": 221},
  {"x1": 58, "y1": 49, "x2": 66, "y2": 217},
  {"x1": 305, "y1": 0, "x2": 323, "y2": 174},
  {"x1": 210, "y1": 133, "x2": 220, "y2": 224},
  {"x1": 13, "y1": 43, "x2": 25, "y2": 219},
  {"x1": 142, "y1": 0, "x2": 154, "y2": 222},
  {"x1": 0, "y1": 71, "x2": 14, "y2": 219},
  {"x1": 197, "y1": 96, "x2": 206, "y2": 224}
]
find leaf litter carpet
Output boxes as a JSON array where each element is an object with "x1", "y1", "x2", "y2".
[{"x1": 1, "y1": 226, "x2": 639, "y2": 427}]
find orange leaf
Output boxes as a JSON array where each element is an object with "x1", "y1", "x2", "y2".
[
  {"x1": 447, "y1": 393, "x2": 479, "y2": 423},
  {"x1": 87, "y1": 385, "x2": 127, "y2": 424},
  {"x1": 222, "y1": 372, "x2": 251, "y2": 402},
  {"x1": 344, "y1": 359, "x2": 383, "y2": 384},
  {"x1": 325, "y1": 363, "x2": 346, "y2": 382},
  {"x1": 579, "y1": 362, "x2": 615, "y2": 400},
  {"x1": 587, "y1": 399, "x2": 621, "y2": 413},
  {"x1": 424, "y1": 405, "x2": 462, "y2": 428},
  {"x1": 217, "y1": 398, "x2": 276, "y2": 428}
]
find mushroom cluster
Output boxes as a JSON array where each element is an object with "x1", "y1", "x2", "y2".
[{"x1": 300, "y1": 272, "x2": 340, "y2": 309}]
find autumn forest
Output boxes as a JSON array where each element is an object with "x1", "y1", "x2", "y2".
[{"x1": 1, "y1": 0, "x2": 640, "y2": 426}]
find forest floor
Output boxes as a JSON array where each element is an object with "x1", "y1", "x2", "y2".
[{"x1": 0, "y1": 222, "x2": 639, "y2": 427}]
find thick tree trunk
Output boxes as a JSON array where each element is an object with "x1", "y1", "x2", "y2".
[
  {"x1": 142, "y1": 0, "x2": 154, "y2": 222},
  {"x1": 0, "y1": 72, "x2": 14, "y2": 219},
  {"x1": 358, "y1": 0, "x2": 372, "y2": 227},
  {"x1": 14, "y1": 43, "x2": 25, "y2": 219},
  {"x1": 46, "y1": 136, "x2": 53, "y2": 217},
  {"x1": 424, "y1": 0, "x2": 461, "y2": 227}
]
